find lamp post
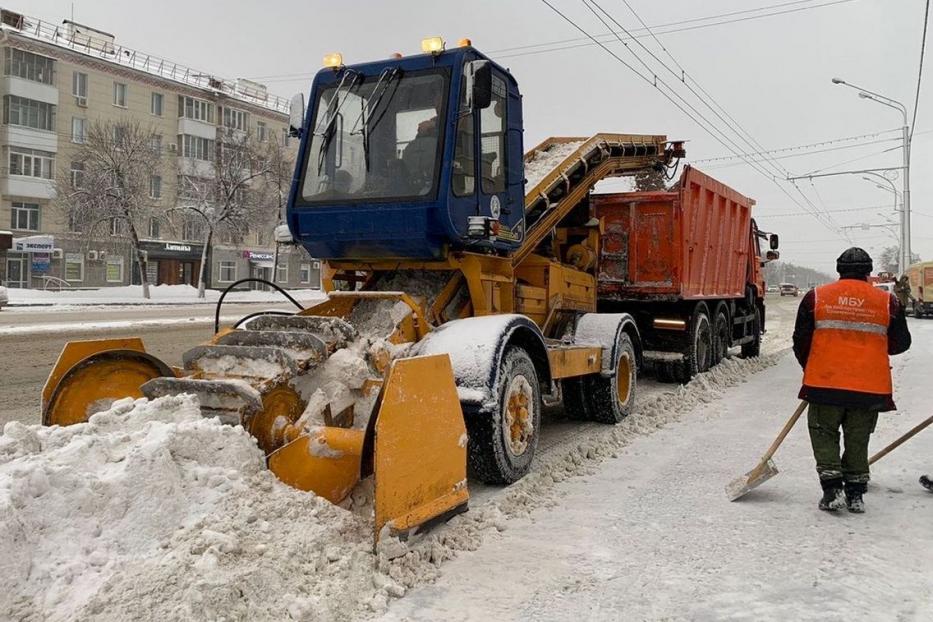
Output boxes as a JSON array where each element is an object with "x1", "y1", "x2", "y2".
[{"x1": 832, "y1": 78, "x2": 911, "y2": 274}]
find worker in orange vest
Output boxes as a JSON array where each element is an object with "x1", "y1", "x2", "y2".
[{"x1": 792, "y1": 247, "x2": 911, "y2": 513}]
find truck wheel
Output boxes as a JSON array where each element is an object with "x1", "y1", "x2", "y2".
[
  {"x1": 741, "y1": 308, "x2": 762, "y2": 358},
  {"x1": 682, "y1": 306, "x2": 712, "y2": 381},
  {"x1": 712, "y1": 307, "x2": 730, "y2": 366},
  {"x1": 562, "y1": 333, "x2": 637, "y2": 423},
  {"x1": 465, "y1": 347, "x2": 541, "y2": 484}
]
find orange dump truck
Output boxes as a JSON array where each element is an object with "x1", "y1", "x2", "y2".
[{"x1": 593, "y1": 165, "x2": 778, "y2": 382}]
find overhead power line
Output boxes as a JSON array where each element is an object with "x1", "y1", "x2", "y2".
[
  {"x1": 911, "y1": 0, "x2": 931, "y2": 141},
  {"x1": 692, "y1": 128, "x2": 902, "y2": 163},
  {"x1": 243, "y1": 0, "x2": 860, "y2": 83}
]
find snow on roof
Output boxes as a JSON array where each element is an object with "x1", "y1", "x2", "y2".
[{"x1": 1, "y1": 10, "x2": 289, "y2": 115}]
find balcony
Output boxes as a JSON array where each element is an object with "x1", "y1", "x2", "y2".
[
  {"x1": 1, "y1": 175, "x2": 56, "y2": 200},
  {"x1": 177, "y1": 117, "x2": 215, "y2": 140},
  {"x1": 177, "y1": 157, "x2": 215, "y2": 178},
  {"x1": 0, "y1": 125, "x2": 57, "y2": 152},
  {"x1": 1, "y1": 75, "x2": 58, "y2": 105}
]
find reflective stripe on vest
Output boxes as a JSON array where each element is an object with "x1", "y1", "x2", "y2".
[
  {"x1": 803, "y1": 279, "x2": 893, "y2": 396},
  {"x1": 814, "y1": 319, "x2": 888, "y2": 335}
]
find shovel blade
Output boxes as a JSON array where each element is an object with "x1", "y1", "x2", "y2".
[{"x1": 726, "y1": 458, "x2": 779, "y2": 501}]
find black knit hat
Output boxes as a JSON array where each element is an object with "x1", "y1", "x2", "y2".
[{"x1": 836, "y1": 247, "x2": 873, "y2": 276}]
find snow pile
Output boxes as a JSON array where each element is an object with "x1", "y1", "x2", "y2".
[
  {"x1": 0, "y1": 395, "x2": 393, "y2": 621},
  {"x1": 524, "y1": 140, "x2": 587, "y2": 191}
]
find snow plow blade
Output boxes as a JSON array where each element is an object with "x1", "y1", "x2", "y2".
[
  {"x1": 371, "y1": 355, "x2": 469, "y2": 541},
  {"x1": 727, "y1": 401, "x2": 807, "y2": 501}
]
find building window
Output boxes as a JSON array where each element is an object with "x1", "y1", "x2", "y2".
[
  {"x1": 106, "y1": 256, "x2": 124, "y2": 283},
  {"x1": 3, "y1": 95, "x2": 55, "y2": 131},
  {"x1": 70, "y1": 161, "x2": 85, "y2": 188},
  {"x1": 113, "y1": 82, "x2": 127, "y2": 107},
  {"x1": 150, "y1": 134, "x2": 162, "y2": 154},
  {"x1": 9, "y1": 148, "x2": 55, "y2": 179},
  {"x1": 257, "y1": 121, "x2": 268, "y2": 142},
  {"x1": 222, "y1": 107, "x2": 248, "y2": 131},
  {"x1": 218, "y1": 260, "x2": 236, "y2": 282},
  {"x1": 72, "y1": 71, "x2": 88, "y2": 103},
  {"x1": 112, "y1": 125, "x2": 126, "y2": 146},
  {"x1": 179, "y1": 134, "x2": 215, "y2": 161},
  {"x1": 110, "y1": 218, "x2": 126, "y2": 235},
  {"x1": 72, "y1": 117, "x2": 87, "y2": 143},
  {"x1": 64, "y1": 253, "x2": 84, "y2": 282},
  {"x1": 11, "y1": 202, "x2": 39, "y2": 231},
  {"x1": 149, "y1": 175, "x2": 162, "y2": 199},
  {"x1": 148, "y1": 217, "x2": 161, "y2": 239},
  {"x1": 178, "y1": 95, "x2": 214, "y2": 123},
  {"x1": 299, "y1": 263, "x2": 311, "y2": 284},
  {"x1": 183, "y1": 218, "x2": 203, "y2": 242},
  {"x1": 4, "y1": 48, "x2": 54, "y2": 84},
  {"x1": 276, "y1": 262, "x2": 288, "y2": 283},
  {"x1": 151, "y1": 92, "x2": 163, "y2": 116}
]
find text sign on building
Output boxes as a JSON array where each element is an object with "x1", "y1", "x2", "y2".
[
  {"x1": 32, "y1": 252, "x2": 51, "y2": 273},
  {"x1": 13, "y1": 235, "x2": 54, "y2": 253},
  {"x1": 243, "y1": 251, "x2": 274, "y2": 261}
]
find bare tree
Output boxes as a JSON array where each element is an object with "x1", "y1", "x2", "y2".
[
  {"x1": 174, "y1": 131, "x2": 283, "y2": 298},
  {"x1": 55, "y1": 120, "x2": 161, "y2": 298}
]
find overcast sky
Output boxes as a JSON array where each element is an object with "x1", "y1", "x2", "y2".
[{"x1": 25, "y1": 0, "x2": 932, "y2": 274}]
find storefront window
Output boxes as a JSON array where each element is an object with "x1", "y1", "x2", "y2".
[
  {"x1": 64, "y1": 253, "x2": 84, "y2": 282},
  {"x1": 106, "y1": 256, "x2": 124, "y2": 283}
]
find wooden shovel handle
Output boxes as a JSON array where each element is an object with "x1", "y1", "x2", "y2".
[
  {"x1": 869, "y1": 414, "x2": 933, "y2": 465},
  {"x1": 760, "y1": 401, "x2": 808, "y2": 463}
]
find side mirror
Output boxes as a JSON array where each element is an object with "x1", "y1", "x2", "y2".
[
  {"x1": 766, "y1": 250, "x2": 780, "y2": 262},
  {"x1": 465, "y1": 60, "x2": 492, "y2": 110},
  {"x1": 288, "y1": 93, "x2": 305, "y2": 137},
  {"x1": 769, "y1": 233, "x2": 779, "y2": 250}
]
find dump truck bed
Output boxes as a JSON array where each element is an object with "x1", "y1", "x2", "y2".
[{"x1": 594, "y1": 166, "x2": 755, "y2": 302}]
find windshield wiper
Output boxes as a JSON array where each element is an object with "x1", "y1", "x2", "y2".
[{"x1": 349, "y1": 67, "x2": 402, "y2": 172}]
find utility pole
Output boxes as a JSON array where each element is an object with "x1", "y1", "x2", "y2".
[{"x1": 831, "y1": 78, "x2": 911, "y2": 274}]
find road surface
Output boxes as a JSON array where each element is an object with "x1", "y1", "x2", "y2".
[{"x1": 0, "y1": 302, "x2": 296, "y2": 427}]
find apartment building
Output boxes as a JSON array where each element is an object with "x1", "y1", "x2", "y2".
[{"x1": 0, "y1": 9, "x2": 321, "y2": 290}]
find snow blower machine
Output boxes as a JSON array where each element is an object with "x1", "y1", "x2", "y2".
[{"x1": 42, "y1": 39, "x2": 685, "y2": 542}]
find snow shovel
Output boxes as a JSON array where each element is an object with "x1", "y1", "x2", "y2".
[
  {"x1": 869, "y1": 413, "x2": 933, "y2": 465},
  {"x1": 726, "y1": 401, "x2": 808, "y2": 501}
]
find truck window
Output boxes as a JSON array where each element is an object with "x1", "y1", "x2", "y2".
[
  {"x1": 480, "y1": 74, "x2": 507, "y2": 194},
  {"x1": 452, "y1": 78, "x2": 475, "y2": 197}
]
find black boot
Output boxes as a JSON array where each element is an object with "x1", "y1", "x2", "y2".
[
  {"x1": 819, "y1": 479, "x2": 845, "y2": 512},
  {"x1": 920, "y1": 475, "x2": 933, "y2": 492},
  {"x1": 845, "y1": 482, "x2": 867, "y2": 513}
]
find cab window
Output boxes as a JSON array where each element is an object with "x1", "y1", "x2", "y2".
[
  {"x1": 480, "y1": 74, "x2": 507, "y2": 194},
  {"x1": 452, "y1": 79, "x2": 475, "y2": 197}
]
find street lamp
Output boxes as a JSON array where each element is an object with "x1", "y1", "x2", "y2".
[
  {"x1": 861, "y1": 175, "x2": 900, "y2": 214},
  {"x1": 832, "y1": 77, "x2": 911, "y2": 274}
]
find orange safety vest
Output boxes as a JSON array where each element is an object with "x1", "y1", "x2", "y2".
[{"x1": 803, "y1": 279, "x2": 892, "y2": 395}]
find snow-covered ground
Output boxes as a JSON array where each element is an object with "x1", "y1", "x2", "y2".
[
  {"x1": 381, "y1": 318, "x2": 933, "y2": 621},
  {"x1": 1, "y1": 295, "x2": 929, "y2": 621},
  {"x1": 5, "y1": 284, "x2": 325, "y2": 307}
]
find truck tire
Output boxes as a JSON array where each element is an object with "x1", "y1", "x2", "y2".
[
  {"x1": 681, "y1": 305, "x2": 712, "y2": 382},
  {"x1": 563, "y1": 333, "x2": 637, "y2": 423},
  {"x1": 741, "y1": 308, "x2": 762, "y2": 358},
  {"x1": 465, "y1": 347, "x2": 541, "y2": 484},
  {"x1": 712, "y1": 305, "x2": 730, "y2": 366}
]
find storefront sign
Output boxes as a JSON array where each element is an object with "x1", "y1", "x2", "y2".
[
  {"x1": 165, "y1": 243, "x2": 192, "y2": 252},
  {"x1": 31, "y1": 252, "x2": 51, "y2": 273},
  {"x1": 13, "y1": 235, "x2": 54, "y2": 253},
  {"x1": 243, "y1": 251, "x2": 274, "y2": 261},
  {"x1": 137, "y1": 240, "x2": 204, "y2": 260}
]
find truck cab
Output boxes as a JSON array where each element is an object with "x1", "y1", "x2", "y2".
[{"x1": 286, "y1": 42, "x2": 525, "y2": 260}]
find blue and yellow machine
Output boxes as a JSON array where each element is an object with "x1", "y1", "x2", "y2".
[{"x1": 43, "y1": 38, "x2": 684, "y2": 542}]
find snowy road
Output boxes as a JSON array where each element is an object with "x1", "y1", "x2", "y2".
[{"x1": 382, "y1": 314, "x2": 933, "y2": 621}]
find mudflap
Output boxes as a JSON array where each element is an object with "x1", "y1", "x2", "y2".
[
  {"x1": 43, "y1": 339, "x2": 174, "y2": 426},
  {"x1": 371, "y1": 354, "x2": 469, "y2": 543}
]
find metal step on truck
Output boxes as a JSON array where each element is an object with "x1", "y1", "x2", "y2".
[{"x1": 594, "y1": 165, "x2": 779, "y2": 383}]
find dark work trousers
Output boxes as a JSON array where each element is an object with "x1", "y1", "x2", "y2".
[{"x1": 807, "y1": 403, "x2": 879, "y2": 488}]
